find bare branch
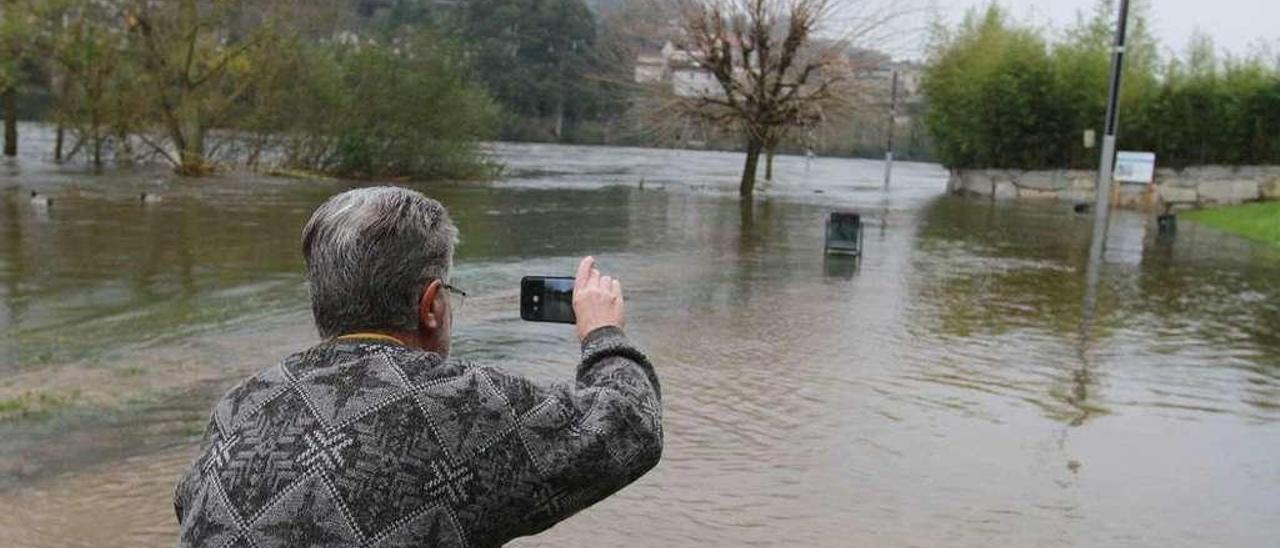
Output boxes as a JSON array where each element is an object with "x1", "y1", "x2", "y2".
[{"x1": 134, "y1": 131, "x2": 179, "y2": 167}]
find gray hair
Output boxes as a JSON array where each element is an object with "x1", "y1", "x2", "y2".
[{"x1": 302, "y1": 186, "x2": 458, "y2": 338}]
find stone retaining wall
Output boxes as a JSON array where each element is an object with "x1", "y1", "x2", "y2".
[{"x1": 948, "y1": 166, "x2": 1280, "y2": 209}]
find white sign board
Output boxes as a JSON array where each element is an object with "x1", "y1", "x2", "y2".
[{"x1": 1114, "y1": 151, "x2": 1156, "y2": 184}]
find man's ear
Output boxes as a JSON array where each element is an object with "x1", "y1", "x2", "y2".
[{"x1": 419, "y1": 279, "x2": 444, "y2": 329}]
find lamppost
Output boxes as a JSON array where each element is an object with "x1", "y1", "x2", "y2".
[
  {"x1": 1084, "y1": 0, "x2": 1132, "y2": 301},
  {"x1": 883, "y1": 69, "x2": 898, "y2": 191},
  {"x1": 1075, "y1": 0, "x2": 1133, "y2": 432}
]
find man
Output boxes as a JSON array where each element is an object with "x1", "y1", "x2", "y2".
[{"x1": 175, "y1": 187, "x2": 662, "y2": 547}]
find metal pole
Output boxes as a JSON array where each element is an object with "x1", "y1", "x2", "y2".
[
  {"x1": 1083, "y1": 0, "x2": 1131, "y2": 313},
  {"x1": 883, "y1": 69, "x2": 898, "y2": 191}
]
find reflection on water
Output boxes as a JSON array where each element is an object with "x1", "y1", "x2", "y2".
[
  {"x1": 1, "y1": 130, "x2": 1279, "y2": 547},
  {"x1": 822, "y1": 254, "x2": 861, "y2": 280}
]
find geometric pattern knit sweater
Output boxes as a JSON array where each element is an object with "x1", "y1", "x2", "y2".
[{"x1": 174, "y1": 326, "x2": 662, "y2": 547}]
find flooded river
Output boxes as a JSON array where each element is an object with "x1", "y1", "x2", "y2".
[{"x1": 2, "y1": 127, "x2": 1279, "y2": 546}]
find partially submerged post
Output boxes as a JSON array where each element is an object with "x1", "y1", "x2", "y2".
[
  {"x1": 1083, "y1": 0, "x2": 1132, "y2": 316},
  {"x1": 1078, "y1": 0, "x2": 1132, "y2": 417},
  {"x1": 1157, "y1": 203, "x2": 1177, "y2": 238}
]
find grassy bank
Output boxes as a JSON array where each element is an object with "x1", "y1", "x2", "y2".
[{"x1": 1184, "y1": 202, "x2": 1280, "y2": 246}]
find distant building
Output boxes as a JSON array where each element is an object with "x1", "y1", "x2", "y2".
[
  {"x1": 633, "y1": 41, "x2": 724, "y2": 99},
  {"x1": 859, "y1": 61, "x2": 924, "y2": 106},
  {"x1": 634, "y1": 47, "x2": 666, "y2": 84},
  {"x1": 840, "y1": 47, "x2": 924, "y2": 105},
  {"x1": 841, "y1": 54, "x2": 930, "y2": 160},
  {"x1": 630, "y1": 38, "x2": 931, "y2": 159},
  {"x1": 670, "y1": 68, "x2": 720, "y2": 98}
]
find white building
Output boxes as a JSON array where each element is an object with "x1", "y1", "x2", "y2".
[
  {"x1": 634, "y1": 49, "x2": 665, "y2": 84},
  {"x1": 670, "y1": 67, "x2": 720, "y2": 98},
  {"x1": 634, "y1": 41, "x2": 724, "y2": 99}
]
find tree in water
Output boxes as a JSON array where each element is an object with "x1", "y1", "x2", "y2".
[
  {"x1": 123, "y1": 0, "x2": 286, "y2": 175},
  {"x1": 0, "y1": 0, "x2": 37, "y2": 157},
  {"x1": 664, "y1": 0, "x2": 857, "y2": 196},
  {"x1": 46, "y1": 0, "x2": 132, "y2": 170}
]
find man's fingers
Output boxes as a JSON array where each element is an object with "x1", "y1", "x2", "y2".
[
  {"x1": 574, "y1": 256, "x2": 595, "y2": 290},
  {"x1": 570, "y1": 257, "x2": 626, "y2": 341},
  {"x1": 574, "y1": 255, "x2": 620, "y2": 294},
  {"x1": 587, "y1": 261, "x2": 602, "y2": 288}
]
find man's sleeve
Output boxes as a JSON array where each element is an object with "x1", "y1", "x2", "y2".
[
  {"x1": 489, "y1": 325, "x2": 663, "y2": 536},
  {"x1": 174, "y1": 413, "x2": 216, "y2": 524}
]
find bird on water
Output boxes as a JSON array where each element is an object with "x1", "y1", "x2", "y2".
[{"x1": 30, "y1": 191, "x2": 51, "y2": 208}]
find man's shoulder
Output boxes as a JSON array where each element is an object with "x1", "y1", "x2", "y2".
[
  {"x1": 210, "y1": 341, "x2": 473, "y2": 432},
  {"x1": 207, "y1": 341, "x2": 567, "y2": 436}
]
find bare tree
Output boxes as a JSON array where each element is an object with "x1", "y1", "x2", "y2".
[
  {"x1": 630, "y1": 0, "x2": 908, "y2": 196},
  {"x1": 667, "y1": 0, "x2": 848, "y2": 196}
]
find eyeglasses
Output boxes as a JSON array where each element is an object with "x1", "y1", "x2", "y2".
[{"x1": 443, "y1": 283, "x2": 467, "y2": 311}]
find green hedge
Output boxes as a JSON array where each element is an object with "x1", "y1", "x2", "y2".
[{"x1": 923, "y1": 3, "x2": 1280, "y2": 170}]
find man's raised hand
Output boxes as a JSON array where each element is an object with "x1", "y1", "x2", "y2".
[{"x1": 572, "y1": 256, "x2": 625, "y2": 341}]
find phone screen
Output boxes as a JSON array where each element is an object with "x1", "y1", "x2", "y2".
[{"x1": 521, "y1": 276, "x2": 576, "y2": 323}]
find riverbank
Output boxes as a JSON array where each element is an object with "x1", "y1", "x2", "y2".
[
  {"x1": 1185, "y1": 202, "x2": 1280, "y2": 246},
  {"x1": 948, "y1": 166, "x2": 1280, "y2": 209}
]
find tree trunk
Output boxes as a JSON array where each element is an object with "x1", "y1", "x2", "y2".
[
  {"x1": 188, "y1": 126, "x2": 205, "y2": 170},
  {"x1": 53, "y1": 67, "x2": 70, "y2": 162},
  {"x1": 118, "y1": 129, "x2": 133, "y2": 167},
  {"x1": 170, "y1": 3, "x2": 208, "y2": 177},
  {"x1": 554, "y1": 51, "x2": 566, "y2": 142},
  {"x1": 92, "y1": 135, "x2": 103, "y2": 171},
  {"x1": 178, "y1": 141, "x2": 205, "y2": 174},
  {"x1": 166, "y1": 115, "x2": 187, "y2": 169},
  {"x1": 91, "y1": 111, "x2": 102, "y2": 170},
  {"x1": 54, "y1": 125, "x2": 64, "y2": 162},
  {"x1": 174, "y1": 101, "x2": 207, "y2": 175},
  {"x1": 739, "y1": 136, "x2": 763, "y2": 197},
  {"x1": 765, "y1": 145, "x2": 775, "y2": 181},
  {"x1": 553, "y1": 96, "x2": 564, "y2": 141},
  {"x1": 2, "y1": 87, "x2": 16, "y2": 157}
]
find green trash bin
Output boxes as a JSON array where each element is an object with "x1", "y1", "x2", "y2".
[{"x1": 825, "y1": 212, "x2": 863, "y2": 256}]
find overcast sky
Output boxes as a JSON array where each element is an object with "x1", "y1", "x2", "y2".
[{"x1": 886, "y1": 0, "x2": 1279, "y2": 61}]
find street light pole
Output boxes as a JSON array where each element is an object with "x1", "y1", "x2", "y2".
[
  {"x1": 883, "y1": 69, "x2": 898, "y2": 191},
  {"x1": 1075, "y1": 0, "x2": 1133, "y2": 428},
  {"x1": 1083, "y1": 0, "x2": 1131, "y2": 311}
]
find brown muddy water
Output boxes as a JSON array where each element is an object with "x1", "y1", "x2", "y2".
[{"x1": 1, "y1": 125, "x2": 1279, "y2": 547}]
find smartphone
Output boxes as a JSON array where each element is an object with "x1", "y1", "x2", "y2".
[{"x1": 521, "y1": 276, "x2": 576, "y2": 324}]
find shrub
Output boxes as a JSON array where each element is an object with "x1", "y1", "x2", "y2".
[
  {"x1": 265, "y1": 31, "x2": 498, "y2": 180},
  {"x1": 922, "y1": 2, "x2": 1280, "y2": 170}
]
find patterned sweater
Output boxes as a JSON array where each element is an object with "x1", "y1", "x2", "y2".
[{"x1": 175, "y1": 326, "x2": 662, "y2": 547}]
